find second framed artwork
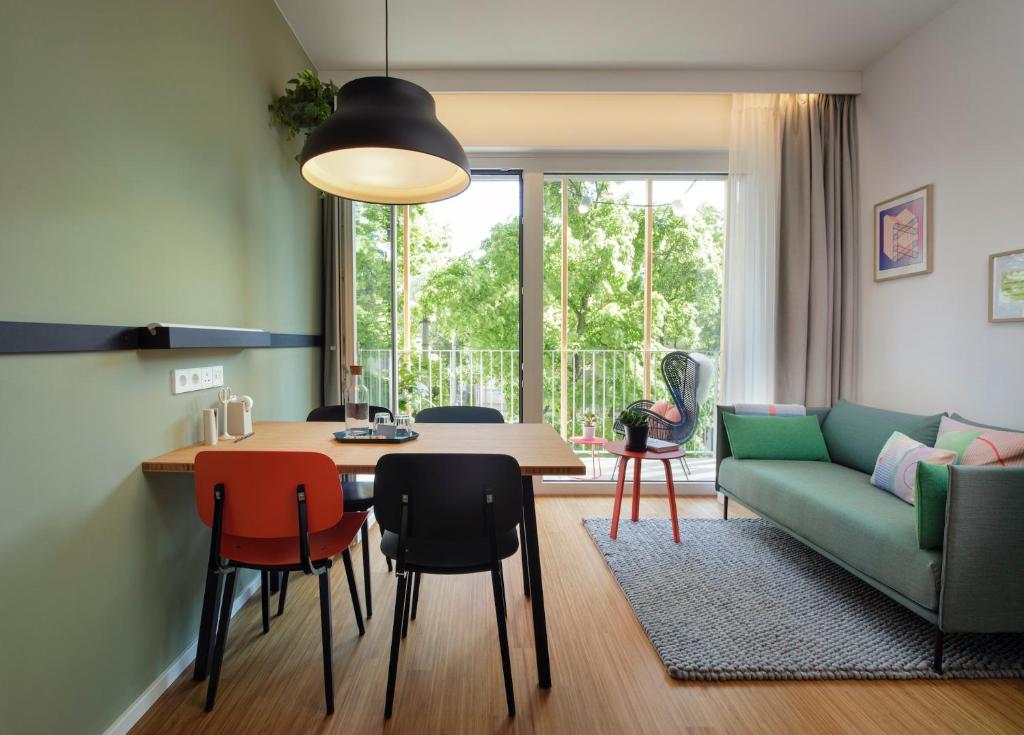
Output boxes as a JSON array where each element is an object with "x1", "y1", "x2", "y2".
[{"x1": 874, "y1": 184, "x2": 933, "y2": 282}]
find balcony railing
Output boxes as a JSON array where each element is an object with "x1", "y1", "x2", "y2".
[{"x1": 359, "y1": 348, "x2": 718, "y2": 457}]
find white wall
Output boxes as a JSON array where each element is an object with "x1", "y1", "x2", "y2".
[{"x1": 858, "y1": 0, "x2": 1024, "y2": 426}]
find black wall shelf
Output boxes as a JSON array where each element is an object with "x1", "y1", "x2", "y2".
[{"x1": 0, "y1": 321, "x2": 322, "y2": 355}]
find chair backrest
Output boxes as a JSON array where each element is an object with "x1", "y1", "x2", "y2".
[
  {"x1": 661, "y1": 351, "x2": 700, "y2": 440},
  {"x1": 195, "y1": 451, "x2": 343, "y2": 538},
  {"x1": 373, "y1": 454, "x2": 522, "y2": 542},
  {"x1": 414, "y1": 405, "x2": 504, "y2": 424},
  {"x1": 306, "y1": 404, "x2": 393, "y2": 423}
]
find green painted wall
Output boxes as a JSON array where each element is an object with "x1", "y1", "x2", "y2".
[{"x1": 0, "y1": 2, "x2": 320, "y2": 733}]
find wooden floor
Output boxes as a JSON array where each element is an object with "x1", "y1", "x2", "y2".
[{"x1": 132, "y1": 497, "x2": 1024, "y2": 735}]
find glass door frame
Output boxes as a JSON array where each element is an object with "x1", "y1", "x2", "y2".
[{"x1": 341, "y1": 151, "x2": 728, "y2": 494}]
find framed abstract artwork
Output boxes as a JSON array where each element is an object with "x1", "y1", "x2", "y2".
[
  {"x1": 874, "y1": 185, "x2": 932, "y2": 282},
  {"x1": 989, "y1": 248, "x2": 1024, "y2": 323}
]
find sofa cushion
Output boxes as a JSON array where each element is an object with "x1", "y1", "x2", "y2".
[
  {"x1": 870, "y1": 431, "x2": 956, "y2": 504},
  {"x1": 721, "y1": 413, "x2": 830, "y2": 461},
  {"x1": 718, "y1": 458, "x2": 942, "y2": 610},
  {"x1": 821, "y1": 399, "x2": 944, "y2": 474}
]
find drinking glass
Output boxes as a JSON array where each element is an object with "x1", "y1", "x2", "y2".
[{"x1": 395, "y1": 415, "x2": 413, "y2": 438}]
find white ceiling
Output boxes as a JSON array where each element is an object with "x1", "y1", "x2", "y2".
[{"x1": 276, "y1": 0, "x2": 956, "y2": 73}]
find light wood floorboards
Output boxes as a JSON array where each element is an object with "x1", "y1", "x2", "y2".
[{"x1": 130, "y1": 496, "x2": 1024, "y2": 735}]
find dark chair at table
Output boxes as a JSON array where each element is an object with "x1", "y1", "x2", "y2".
[
  {"x1": 194, "y1": 450, "x2": 365, "y2": 713},
  {"x1": 410, "y1": 405, "x2": 531, "y2": 624},
  {"x1": 414, "y1": 404, "x2": 504, "y2": 424},
  {"x1": 375, "y1": 453, "x2": 522, "y2": 718},
  {"x1": 301, "y1": 403, "x2": 394, "y2": 620}
]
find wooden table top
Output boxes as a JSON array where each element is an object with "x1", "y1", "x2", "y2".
[{"x1": 142, "y1": 421, "x2": 586, "y2": 476}]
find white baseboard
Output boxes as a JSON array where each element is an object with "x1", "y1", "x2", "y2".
[{"x1": 102, "y1": 576, "x2": 262, "y2": 735}]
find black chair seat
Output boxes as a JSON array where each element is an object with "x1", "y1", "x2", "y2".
[
  {"x1": 380, "y1": 529, "x2": 519, "y2": 574},
  {"x1": 342, "y1": 479, "x2": 375, "y2": 512}
]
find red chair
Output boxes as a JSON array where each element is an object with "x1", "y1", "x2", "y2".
[{"x1": 194, "y1": 451, "x2": 367, "y2": 713}]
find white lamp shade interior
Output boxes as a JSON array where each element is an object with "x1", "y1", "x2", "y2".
[{"x1": 301, "y1": 146, "x2": 470, "y2": 204}]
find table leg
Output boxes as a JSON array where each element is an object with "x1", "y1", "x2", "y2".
[
  {"x1": 631, "y1": 458, "x2": 642, "y2": 522},
  {"x1": 611, "y1": 457, "x2": 628, "y2": 539},
  {"x1": 662, "y1": 459, "x2": 680, "y2": 543},
  {"x1": 521, "y1": 475, "x2": 552, "y2": 688},
  {"x1": 591, "y1": 447, "x2": 599, "y2": 479}
]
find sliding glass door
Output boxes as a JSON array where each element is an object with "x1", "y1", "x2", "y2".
[
  {"x1": 353, "y1": 172, "x2": 523, "y2": 419},
  {"x1": 542, "y1": 175, "x2": 726, "y2": 482}
]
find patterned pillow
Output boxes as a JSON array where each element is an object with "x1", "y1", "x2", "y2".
[
  {"x1": 870, "y1": 431, "x2": 956, "y2": 504},
  {"x1": 935, "y1": 415, "x2": 1024, "y2": 466}
]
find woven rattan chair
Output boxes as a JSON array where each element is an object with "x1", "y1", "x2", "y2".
[{"x1": 613, "y1": 351, "x2": 702, "y2": 478}]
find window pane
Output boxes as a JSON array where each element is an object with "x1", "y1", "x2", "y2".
[
  {"x1": 395, "y1": 176, "x2": 522, "y2": 420},
  {"x1": 543, "y1": 175, "x2": 725, "y2": 482},
  {"x1": 353, "y1": 202, "x2": 393, "y2": 410}
]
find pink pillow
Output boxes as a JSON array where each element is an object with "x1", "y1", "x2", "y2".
[
  {"x1": 650, "y1": 400, "x2": 671, "y2": 416},
  {"x1": 664, "y1": 405, "x2": 682, "y2": 423}
]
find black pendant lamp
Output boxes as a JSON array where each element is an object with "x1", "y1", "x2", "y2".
[{"x1": 300, "y1": 1, "x2": 470, "y2": 204}]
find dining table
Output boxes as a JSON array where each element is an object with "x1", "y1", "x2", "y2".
[{"x1": 142, "y1": 420, "x2": 586, "y2": 690}]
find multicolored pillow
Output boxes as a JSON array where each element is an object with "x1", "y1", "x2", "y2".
[
  {"x1": 870, "y1": 431, "x2": 956, "y2": 504},
  {"x1": 935, "y1": 415, "x2": 1024, "y2": 466}
]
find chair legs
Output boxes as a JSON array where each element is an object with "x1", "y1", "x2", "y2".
[
  {"x1": 204, "y1": 570, "x2": 237, "y2": 712},
  {"x1": 490, "y1": 566, "x2": 516, "y2": 717},
  {"x1": 318, "y1": 569, "x2": 335, "y2": 714},
  {"x1": 341, "y1": 549, "x2": 365, "y2": 636},
  {"x1": 277, "y1": 571, "x2": 289, "y2": 616},
  {"x1": 385, "y1": 572, "x2": 409, "y2": 719},
  {"x1": 260, "y1": 571, "x2": 270, "y2": 634},
  {"x1": 361, "y1": 520, "x2": 373, "y2": 618},
  {"x1": 518, "y1": 522, "x2": 531, "y2": 597},
  {"x1": 401, "y1": 572, "x2": 414, "y2": 638},
  {"x1": 410, "y1": 571, "x2": 422, "y2": 620}
]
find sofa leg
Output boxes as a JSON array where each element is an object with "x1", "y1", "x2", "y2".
[
  {"x1": 723, "y1": 496, "x2": 729, "y2": 520},
  {"x1": 933, "y1": 627, "x2": 944, "y2": 674}
]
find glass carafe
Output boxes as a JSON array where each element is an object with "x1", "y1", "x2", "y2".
[{"x1": 346, "y1": 364, "x2": 370, "y2": 432}]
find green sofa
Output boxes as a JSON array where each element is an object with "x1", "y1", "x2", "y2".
[{"x1": 715, "y1": 401, "x2": 1024, "y2": 672}]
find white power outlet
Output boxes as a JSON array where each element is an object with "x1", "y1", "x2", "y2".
[{"x1": 172, "y1": 365, "x2": 224, "y2": 394}]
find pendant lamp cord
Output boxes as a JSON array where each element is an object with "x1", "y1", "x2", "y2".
[{"x1": 384, "y1": 0, "x2": 389, "y2": 77}]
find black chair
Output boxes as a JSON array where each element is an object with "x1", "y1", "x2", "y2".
[
  {"x1": 296, "y1": 404, "x2": 394, "y2": 620},
  {"x1": 414, "y1": 405, "x2": 505, "y2": 424},
  {"x1": 413, "y1": 405, "x2": 531, "y2": 603},
  {"x1": 375, "y1": 453, "x2": 521, "y2": 718}
]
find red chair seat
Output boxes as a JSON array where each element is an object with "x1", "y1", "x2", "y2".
[{"x1": 219, "y1": 510, "x2": 368, "y2": 567}]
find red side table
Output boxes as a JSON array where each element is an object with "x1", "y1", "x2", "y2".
[
  {"x1": 604, "y1": 440, "x2": 683, "y2": 543},
  {"x1": 568, "y1": 435, "x2": 606, "y2": 480}
]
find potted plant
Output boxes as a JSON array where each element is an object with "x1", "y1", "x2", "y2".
[
  {"x1": 619, "y1": 409, "x2": 650, "y2": 452},
  {"x1": 268, "y1": 69, "x2": 339, "y2": 161},
  {"x1": 581, "y1": 411, "x2": 598, "y2": 440}
]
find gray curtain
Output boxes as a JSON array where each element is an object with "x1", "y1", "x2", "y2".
[
  {"x1": 322, "y1": 195, "x2": 344, "y2": 405},
  {"x1": 775, "y1": 94, "x2": 859, "y2": 406}
]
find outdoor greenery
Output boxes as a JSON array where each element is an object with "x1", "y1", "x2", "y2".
[{"x1": 353, "y1": 177, "x2": 724, "y2": 454}]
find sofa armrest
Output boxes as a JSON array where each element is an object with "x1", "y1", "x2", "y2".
[
  {"x1": 715, "y1": 405, "x2": 735, "y2": 487},
  {"x1": 939, "y1": 465, "x2": 1024, "y2": 632}
]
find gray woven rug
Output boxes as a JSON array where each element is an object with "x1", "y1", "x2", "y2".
[{"x1": 583, "y1": 517, "x2": 1024, "y2": 680}]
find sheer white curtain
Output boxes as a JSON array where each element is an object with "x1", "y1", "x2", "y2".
[{"x1": 720, "y1": 94, "x2": 781, "y2": 404}]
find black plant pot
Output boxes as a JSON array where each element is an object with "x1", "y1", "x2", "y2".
[{"x1": 625, "y1": 424, "x2": 649, "y2": 452}]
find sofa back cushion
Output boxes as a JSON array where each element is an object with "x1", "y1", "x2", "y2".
[{"x1": 821, "y1": 400, "x2": 944, "y2": 474}]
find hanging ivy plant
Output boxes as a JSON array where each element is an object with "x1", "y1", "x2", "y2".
[{"x1": 268, "y1": 69, "x2": 338, "y2": 160}]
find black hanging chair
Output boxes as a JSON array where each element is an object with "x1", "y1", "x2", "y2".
[{"x1": 613, "y1": 351, "x2": 702, "y2": 477}]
